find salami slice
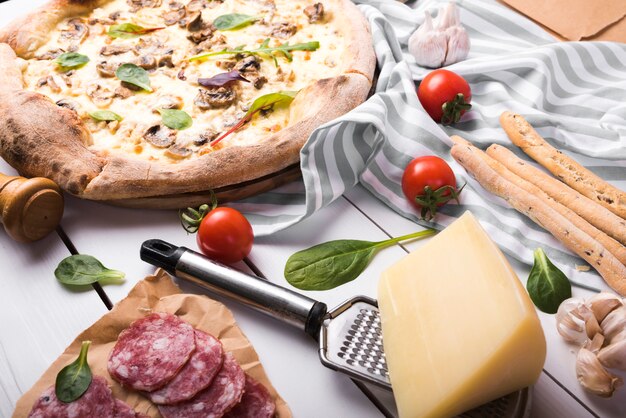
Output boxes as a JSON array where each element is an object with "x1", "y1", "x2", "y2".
[
  {"x1": 224, "y1": 375, "x2": 276, "y2": 418},
  {"x1": 108, "y1": 312, "x2": 196, "y2": 391},
  {"x1": 113, "y1": 399, "x2": 139, "y2": 418},
  {"x1": 28, "y1": 376, "x2": 116, "y2": 418},
  {"x1": 159, "y1": 352, "x2": 246, "y2": 418},
  {"x1": 147, "y1": 330, "x2": 224, "y2": 404}
]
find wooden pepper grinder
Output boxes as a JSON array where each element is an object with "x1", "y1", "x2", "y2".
[{"x1": 0, "y1": 173, "x2": 64, "y2": 243}]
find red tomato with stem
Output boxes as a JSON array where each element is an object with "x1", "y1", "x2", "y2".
[
  {"x1": 401, "y1": 156, "x2": 462, "y2": 220},
  {"x1": 196, "y1": 207, "x2": 254, "y2": 264},
  {"x1": 417, "y1": 69, "x2": 472, "y2": 124}
]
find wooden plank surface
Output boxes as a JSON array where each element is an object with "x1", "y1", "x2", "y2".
[{"x1": 0, "y1": 161, "x2": 109, "y2": 418}]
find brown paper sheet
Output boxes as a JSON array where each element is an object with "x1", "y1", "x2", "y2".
[
  {"x1": 500, "y1": 0, "x2": 626, "y2": 42},
  {"x1": 13, "y1": 269, "x2": 291, "y2": 418}
]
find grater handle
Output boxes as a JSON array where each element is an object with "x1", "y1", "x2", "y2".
[{"x1": 140, "y1": 239, "x2": 328, "y2": 338}]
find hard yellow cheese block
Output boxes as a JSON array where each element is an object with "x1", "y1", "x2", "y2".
[{"x1": 378, "y1": 211, "x2": 546, "y2": 418}]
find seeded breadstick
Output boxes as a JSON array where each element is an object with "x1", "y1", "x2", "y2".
[
  {"x1": 487, "y1": 144, "x2": 626, "y2": 247},
  {"x1": 450, "y1": 135, "x2": 626, "y2": 295},
  {"x1": 500, "y1": 111, "x2": 626, "y2": 219},
  {"x1": 450, "y1": 138, "x2": 626, "y2": 265}
]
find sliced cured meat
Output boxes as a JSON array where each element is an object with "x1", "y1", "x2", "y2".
[
  {"x1": 28, "y1": 376, "x2": 116, "y2": 418},
  {"x1": 159, "y1": 352, "x2": 246, "y2": 418},
  {"x1": 225, "y1": 375, "x2": 276, "y2": 418},
  {"x1": 147, "y1": 330, "x2": 224, "y2": 404},
  {"x1": 108, "y1": 312, "x2": 196, "y2": 391},
  {"x1": 112, "y1": 398, "x2": 151, "y2": 418}
]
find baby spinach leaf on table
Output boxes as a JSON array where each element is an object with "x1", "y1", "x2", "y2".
[
  {"x1": 89, "y1": 110, "x2": 123, "y2": 121},
  {"x1": 526, "y1": 248, "x2": 572, "y2": 314},
  {"x1": 115, "y1": 63, "x2": 152, "y2": 92},
  {"x1": 55, "y1": 254, "x2": 125, "y2": 286},
  {"x1": 189, "y1": 39, "x2": 320, "y2": 64},
  {"x1": 55, "y1": 52, "x2": 89, "y2": 70},
  {"x1": 213, "y1": 13, "x2": 259, "y2": 31},
  {"x1": 198, "y1": 70, "x2": 250, "y2": 87},
  {"x1": 285, "y1": 229, "x2": 436, "y2": 291},
  {"x1": 107, "y1": 23, "x2": 164, "y2": 39},
  {"x1": 211, "y1": 90, "x2": 298, "y2": 146},
  {"x1": 55, "y1": 341, "x2": 92, "y2": 403},
  {"x1": 158, "y1": 108, "x2": 193, "y2": 130}
]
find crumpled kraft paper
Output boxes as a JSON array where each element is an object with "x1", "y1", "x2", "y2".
[{"x1": 13, "y1": 269, "x2": 291, "y2": 417}]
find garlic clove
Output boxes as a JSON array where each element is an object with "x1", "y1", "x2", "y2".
[
  {"x1": 584, "y1": 333, "x2": 605, "y2": 354},
  {"x1": 598, "y1": 340, "x2": 626, "y2": 371},
  {"x1": 576, "y1": 348, "x2": 623, "y2": 397},
  {"x1": 584, "y1": 311, "x2": 603, "y2": 339},
  {"x1": 408, "y1": 11, "x2": 447, "y2": 68},
  {"x1": 556, "y1": 297, "x2": 587, "y2": 344},
  {"x1": 443, "y1": 25, "x2": 470, "y2": 66},
  {"x1": 435, "y1": 2, "x2": 460, "y2": 30},
  {"x1": 601, "y1": 306, "x2": 626, "y2": 344},
  {"x1": 587, "y1": 292, "x2": 623, "y2": 323}
]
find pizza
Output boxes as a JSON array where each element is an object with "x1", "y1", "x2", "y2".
[{"x1": 0, "y1": 0, "x2": 374, "y2": 207}]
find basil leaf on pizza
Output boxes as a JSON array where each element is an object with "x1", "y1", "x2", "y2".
[
  {"x1": 89, "y1": 110, "x2": 123, "y2": 122},
  {"x1": 115, "y1": 63, "x2": 152, "y2": 92},
  {"x1": 158, "y1": 108, "x2": 193, "y2": 130},
  {"x1": 213, "y1": 13, "x2": 259, "y2": 31},
  {"x1": 198, "y1": 70, "x2": 250, "y2": 87},
  {"x1": 189, "y1": 39, "x2": 320, "y2": 64},
  {"x1": 212, "y1": 91, "x2": 298, "y2": 146},
  {"x1": 107, "y1": 23, "x2": 164, "y2": 39},
  {"x1": 54, "y1": 52, "x2": 89, "y2": 70}
]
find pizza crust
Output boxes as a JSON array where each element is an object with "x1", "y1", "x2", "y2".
[{"x1": 0, "y1": 0, "x2": 375, "y2": 205}]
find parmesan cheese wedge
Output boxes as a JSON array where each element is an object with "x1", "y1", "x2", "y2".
[{"x1": 378, "y1": 211, "x2": 546, "y2": 418}]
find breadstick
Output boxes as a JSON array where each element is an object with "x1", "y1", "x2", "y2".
[
  {"x1": 486, "y1": 144, "x2": 626, "y2": 246},
  {"x1": 455, "y1": 140, "x2": 626, "y2": 265},
  {"x1": 500, "y1": 111, "x2": 626, "y2": 219},
  {"x1": 450, "y1": 135, "x2": 626, "y2": 295}
]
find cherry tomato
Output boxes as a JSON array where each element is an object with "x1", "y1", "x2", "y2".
[
  {"x1": 196, "y1": 207, "x2": 254, "y2": 264},
  {"x1": 401, "y1": 156, "x2": 460, "y2": 220},
  {"x1": 417, "y1": 69, "x2": 471, "y2": 124}
]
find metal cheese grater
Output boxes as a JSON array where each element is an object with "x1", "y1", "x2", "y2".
[{"x1": 140, "y1": 239, "x2": 530, "y2": 417}]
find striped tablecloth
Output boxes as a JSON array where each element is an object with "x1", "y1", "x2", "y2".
[{"x1": 231, "y1": 0, "x2": 626, "y2": 290}]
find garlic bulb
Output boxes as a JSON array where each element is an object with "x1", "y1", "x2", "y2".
[
  {"x1": 576, "y1": 348, "x2": 623, "y2": 397},
  {"x1": 408, "y1": 2, "x2": 470, "y2": 68}
]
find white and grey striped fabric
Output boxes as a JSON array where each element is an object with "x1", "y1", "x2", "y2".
[{"x1": 231, "y1": 0, "x2": 626, "y2": 290}]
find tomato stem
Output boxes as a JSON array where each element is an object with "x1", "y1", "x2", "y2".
[
  {"x1": 414, "y1": 183, "x2": 465, "y2": 220},
  {"x1": 441, "y1": 93, "x2": 471, "y2": 124}
]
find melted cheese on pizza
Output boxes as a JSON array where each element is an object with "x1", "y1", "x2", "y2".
[{"x1": 21, "y1": 0, "x2": 346, "y2": 162}]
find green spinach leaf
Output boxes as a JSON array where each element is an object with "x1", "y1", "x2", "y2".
[
  {"x1": 55, "y1": 254, "x2": 125, "y2": 286},
  {"x1": 55, "y1": 341, "x2": 92, "y2": 403},
  {"x1": 213, "y1": 13, "x2": 259, "y2": 30},
  {"x1": 107, "y1": 23, "x2": 164, "y2": 39},
  {"x1": 55, "y1": 52, "x2": 89, "y2": 70},
  {"x1": 526, "y1": 248, "x2": 572, "y2": 314},
  {"x1": 285, "y1": 229, "x2": 436, "y2": 290},
  {"x1": 89, "y1": 110, "x2": 123, "y2": 122},
  {"x1": 158, "y1": 108, "x2": 193, "y2": 130},
  {"x1": 115, "y1": 63, "x2": 152, "y2": 92}
]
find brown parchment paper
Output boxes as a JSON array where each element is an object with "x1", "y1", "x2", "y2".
[{"x1": 13, "y1": 269, "x2": 291, "y2": 418}]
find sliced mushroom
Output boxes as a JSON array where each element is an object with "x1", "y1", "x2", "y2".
[
  {"x1": 162, "y1": 8, "x2": 186, "y2": 26},
  {"x1": 143, "y1": 124, "x2": 176, "y2": 148},
  {"x1": 96, "y1": 61, "x2": 119, "y2": 78},
  {"x1": 154, "y1": 95, "x2": 184, "y2": 111},
  {"x1": 127, "y1": 0, "x2": 162, "y2": 12},
  {"x1": 252, "y1": 75, "x2": 268, "y2": 90},
  {"x1": 185, "y1": 12, "x2": 204, "y2": 31},
  {"x1": 46, "y1": 76, "x2": 62, "y2": 93},
  {"x1": 100, "y1": 44, "x2": 132, "y2": 56},
  {"x1": 35, "y1": 48, "x2": 65, "y2": 60},
  {"x1": 56, "y1": 99, "x2": 80, "y2": 112},
  {"x1": 115, "y1": 85, "x2": 135, "y2": 99},
  {"x1": 304, "y1": 3, "x2": 324, "y2": 23},
  {"x1": 88, "y1": 17, "x2": 116, "y2": 25},
  {"x1": 177, "y1": 69, "x2": 187, "y2": 80},
  {"x1": 59, "y1": 19, "x2": 89, "y2": 43},
  {"x1": 234, "y1": 55, "x2": 261, "y2": 73},
  {"x1": 191, "y1": 34, "x2": 226, "y2": 53},
  {"x1": 194, "y1": 86, "x2": 237, "y2": 109},
  {"x1": 86, "y1": 82, "x2": 114, "y2": 107},
  {"x1": 270, "y1": 22, "x2": 297, "y2": 39},
  {"x1": 194, "y1": 129, "x2": 218, "y2": 145},
  {"x1": 185, "y1": 0, "x2": 206, "y2": 12},
  {"x1": 109, "y1": 11, "x2": 122, "y2": 21},
  {"x1": 136, "y1": 55, "x2": 157, "y2": 70},
  {"x1": 187, "y1": 27, "x2": 213, "y2": 44},
  {"x1": 169, "y1": 1, "x2": 185, "y2": 9},
  {"x1": 165, "y1": 145, "x2": 192, "y2": 159},
  {"x1": 157, "y1": 51, "x2": 175, "y2": 68}
]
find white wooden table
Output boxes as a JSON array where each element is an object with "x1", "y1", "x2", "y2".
[{"x1": 1, "y1": 1, "x2": 625, "y2": 417}]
